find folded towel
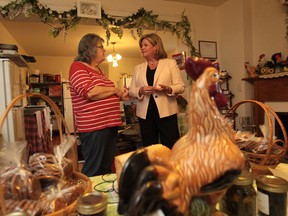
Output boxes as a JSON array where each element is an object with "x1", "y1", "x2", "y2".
[{"x1": 35, "y1": 110, "x2": 43, "y2": 138}]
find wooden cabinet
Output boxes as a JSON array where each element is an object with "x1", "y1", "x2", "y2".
[{"x1": 242, "y1": 76, "x2": 288, "y2": 136}]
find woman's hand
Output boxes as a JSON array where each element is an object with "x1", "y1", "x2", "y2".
[
  {"x1": 139, "y1": 86, "x2": 154, "y2": 96},
  {"x1": 155, "y1": 84, "x2": 172, "y2": 94},
  {"x1": 114, "y1": 88, "x2": 123, "y2": 97},
  {"x1": 120, "y1": 89, "x2": 130, "y2": 101}
]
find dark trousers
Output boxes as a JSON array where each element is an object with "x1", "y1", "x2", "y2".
[
  {"x1": 79, "y1": 127, "x2": 118, "y2": 177},
  {"x1": 139, "y1": 110, "x2": 180, "y2": 149}
]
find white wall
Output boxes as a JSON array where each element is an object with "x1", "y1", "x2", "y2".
[
  {"x1": 30, "y1": 56, "x2": 144, "y2": 84},
  {"x1": 219, "y1": 0, "x2": 248, "y2": 120},
  {"x1": 107, "y1": 57, "x2": 143, "y2": 85},
  {"x1": 252, "y1": 0, "x2": 288, "y2": 63},
  {"x1": 0, "y1": 0, "x2": 219, "y2": 86},
  {"x1": 1, "y1": 0, "x2": 288, "y2": 111},
  {"x1": 30, "y1": 56, "x2": 74, "y2": 80},
  {"x1": 218, "y1": 0, "x2": 288, "y2": 127},
  {"x1": 0, "y1": 23, "x2": 27, "y2": 55}
]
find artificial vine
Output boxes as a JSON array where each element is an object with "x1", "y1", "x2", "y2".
[{"x1": 0, "y1": 0, "x2": 199, "y2": 56}]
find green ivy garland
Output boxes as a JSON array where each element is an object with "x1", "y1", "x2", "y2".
[{"x1": 0, "y1": 0, "x2": 199, "y2": 56}]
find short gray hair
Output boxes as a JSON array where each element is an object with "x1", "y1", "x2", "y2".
[{"x1": 75, "y1": 33, "x2": 104, "y2": 63}]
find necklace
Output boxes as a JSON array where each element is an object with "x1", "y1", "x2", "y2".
[
  {"x1": 149, "y1": 61, "x2": 158, "y2": 65},
  {"x1": 148, "y1": 61, "x2": 158, "y2": 69}
]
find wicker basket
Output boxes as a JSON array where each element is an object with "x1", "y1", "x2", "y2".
[
  {"x1": 47, "y1": 171, "x2": 92, "y2": 216},
  {"x1": 0, "y1": 93, "x2": 92, "y2": 216},
  {"x1": 225, "y1": 100, "x2": 288, "y2": 177}
]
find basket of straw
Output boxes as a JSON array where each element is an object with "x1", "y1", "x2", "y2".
[
  {"x1": 225, "y1": 100, "x2": 288, "y2": 177},
  {"x1": 0, "y1": 93, "x2": 91, "y2": 215}
]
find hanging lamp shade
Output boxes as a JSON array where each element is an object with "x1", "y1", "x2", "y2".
[{"x1": 107, "y1": 42, "x2": 121, "y2": 67}]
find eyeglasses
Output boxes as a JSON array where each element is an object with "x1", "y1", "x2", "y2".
[{"x1": 96, "y1": 45, "x2": 104, "y2": 49}]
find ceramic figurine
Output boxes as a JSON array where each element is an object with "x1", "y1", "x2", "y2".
[{"x1": 117, "y1": 57, "x2": 245, "y2": 216}]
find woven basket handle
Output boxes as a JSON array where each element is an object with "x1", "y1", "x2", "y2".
[
  {"x1": 0, "y1": 93, "x2": 70, "y2": 141},
  {"x1": 225, "y1": 99, "x2": 288, "y2": 162},
  {"x1": 0, "y1": 184, "x2": 6, "y2": 214},
  {"x1": 0, "y1": 93, "x2": 79, "y2": 171},
  {"x1": 0, "y1": 93, "x2": 79, "y2": 213},
  {"x1": 264, "y1": 103, "x2": 288, "y2": 154}
]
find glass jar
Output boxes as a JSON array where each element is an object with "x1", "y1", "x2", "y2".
[
  {"x1": 77, "y1": 191, "x2": 108, "y2": 216},
  {"x1": 243, "y1": 152, "x2": 252, "y2": 173},
  {"x1": 256, "y1": 175, "x2": 288, "y2": 216},
  {"x1": 220, "y1": 171, "x2": 256, "y2": 216}
]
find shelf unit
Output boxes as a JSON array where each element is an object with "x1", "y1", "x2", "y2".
[
  {"x1": 0, "y1": 53, "x2": 28, "y2": 67},
  {"x1": 28, "y1": 82, "x2": 63, "y2": 112},
  {"x1": 219, "y1": 72, "x2": 235, "y2": 115},
  {"x1": 28, "y1": 82, "x2": 64, "y2": 133}
]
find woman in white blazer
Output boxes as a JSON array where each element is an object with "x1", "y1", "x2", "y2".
[{"x1": 129, "y1": 33, "x2": 185, "y2": 148}]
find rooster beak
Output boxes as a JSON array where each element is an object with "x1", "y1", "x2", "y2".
[
  {"x1": 219, "y1": 71, "x2": 224, "y2": 77},
  {"x1": 211, "y1": 70, "x2": 220, "y2": 83},
  {"x1": 214, "y1": 71, "x2": 222, "y2": 82}
]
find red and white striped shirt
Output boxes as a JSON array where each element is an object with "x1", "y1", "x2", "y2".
[{"x1": 69, "y1": 61, "x2": 122, "y2": 132}]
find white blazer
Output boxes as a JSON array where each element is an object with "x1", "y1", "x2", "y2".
[{"x1": 129, "y1": 59, "x2": 185, "y2": 119}]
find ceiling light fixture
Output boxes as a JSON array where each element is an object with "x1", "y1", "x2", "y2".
[{"x1": 107, "y1": 42, "x2": 121, "y2": 67}]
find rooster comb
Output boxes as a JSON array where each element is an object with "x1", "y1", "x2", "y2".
[{"x1": 185, "y1": 57, "x2": 218, "y2": 80}]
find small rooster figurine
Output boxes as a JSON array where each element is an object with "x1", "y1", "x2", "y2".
[{"x1": 117, "y1": 57, "x2": 244, "y2": 216}]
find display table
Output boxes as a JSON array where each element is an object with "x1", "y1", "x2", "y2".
[
  {"x1": 90, "y1": 174, "x2": 120, "y2": 216},
  {"x1": 90, "y1": 167, "x2": 288, "y2": 215},
  {"x1": 89, "y1": 174, "x2": 163, "y2": 216}
]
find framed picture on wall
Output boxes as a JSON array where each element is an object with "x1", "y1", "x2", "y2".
[
  {"x1": 198, "y1": 40, "x2": 217, "y2": 60},
  {"x1": 77, "y1": 0, "x2": 102, "y2": 19},
  {"x1": 172, "y1": 52, "x2": 186, "y2": 70}
]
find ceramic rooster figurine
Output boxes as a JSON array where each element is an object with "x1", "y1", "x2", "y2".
[{"x1": 117, "y1": 57, "x2": 244, "y2": 216}]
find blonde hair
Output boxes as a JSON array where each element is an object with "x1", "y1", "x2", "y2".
[{"x1": 139, "y1": 33, "x2": 167, "y2": 59}]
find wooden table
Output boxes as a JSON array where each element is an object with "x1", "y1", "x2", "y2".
[
  {"x1": 90, "y1": 168, "x2": 288, "y2": 215},
  {"x1": 90, "y1": 174, "x2": 120, "y2": 216},
  {"x1": 89, "y1": 174, "x2": 163, "y2": 216}
]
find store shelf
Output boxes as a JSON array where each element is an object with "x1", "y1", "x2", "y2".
[
  {"x1": 28, "y1": 82, "x2": 64, "y2": 115},
  {"x1": 29, "y1": 82, "x2": 61, "y2": 86},
  {"x1": 219, "y1": 71, "x2": 234, "y2": 114},
  {"x1": 0, "y1": 53, "x2": 28, "y2": 67}
]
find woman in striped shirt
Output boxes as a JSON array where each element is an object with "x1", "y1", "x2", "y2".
[{"x1": 69, "y1": 33, "x2": 129, "y2": 177}]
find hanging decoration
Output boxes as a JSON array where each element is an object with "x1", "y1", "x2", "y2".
[
  {"x1": 107, "y1": 42, "x2": 122, "y2": 67},
  {"x1": 0, "y1": 0, "x2": 199, "y2": 56}
]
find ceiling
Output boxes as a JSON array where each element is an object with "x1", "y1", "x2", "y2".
[
  {"x1": 1, "y1": 19, "x2": 147, "y2": 58},
  {"x1": 1, "y1": 16, "x2": 183, "y2": 59},
  {"x1": 0, "y1": 0, "x2": 228, "y2": 60},
  {"x1": 163, "y1": 0, "x2": 228, "y2": 7}
]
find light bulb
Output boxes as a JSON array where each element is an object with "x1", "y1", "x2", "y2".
[
  {"x1": 116, "y1": 54, "x2": 122, "y2": 60},
  {"x1": 107, "y1": 54, "x2": 113, "y2": 62},
  {"x1": 107, "y1": 42, "x2": 121, "y2": 66},
  {"x1": 112, "y1": 60, "x2": 118, "y2": 67}
]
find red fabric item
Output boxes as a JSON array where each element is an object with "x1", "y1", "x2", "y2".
[{"x1": 24, "y1": 110, "x2": 53, "y2": 155}]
